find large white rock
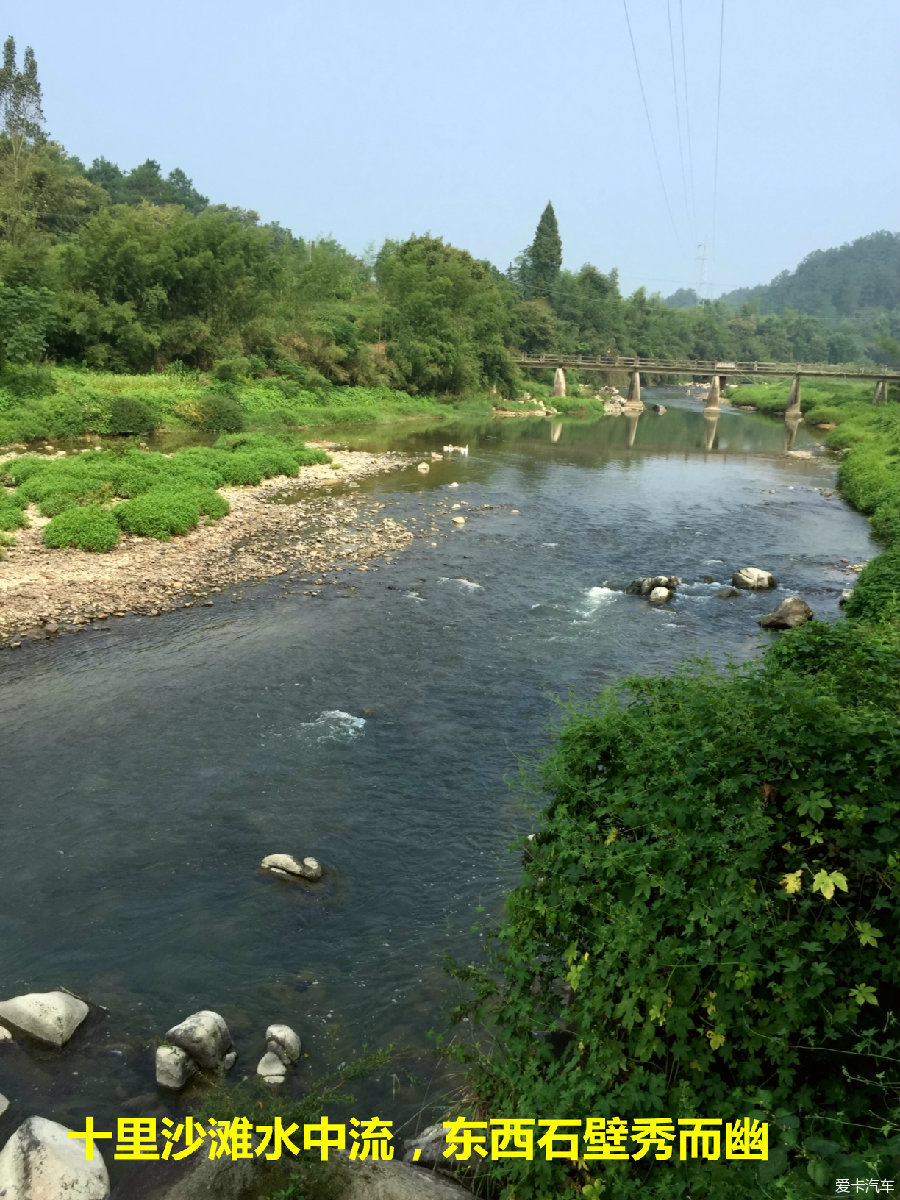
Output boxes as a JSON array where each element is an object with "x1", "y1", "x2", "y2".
[
  {"x1": 260, "y1": 853, "x2": 323, "y2": 882},
  {"x1": 155, "y1": 1044, "x2": 198, "y2": 1090},
  {"x1": 0, "y1": 990, "x2": 89, "y2": 1047},
  {"x1": 164, "y1": 1010, "x2": 232, "y2": 1070},
  {"x1": 266, "y1": 1023, "x2": 301, "y2": 1065},
  {"x1": 732, "y1": 566, "x2": 777, "y2": 589},
  {"x1": 0, "y1": 1116, "x2": 110, "y2": 1200},
  {"x1": 256, "y1": 1050, "x2": 287, "y2": 1086},
  {"x1": 649, "y1": 587, "x2": 671, "y2": 604}
]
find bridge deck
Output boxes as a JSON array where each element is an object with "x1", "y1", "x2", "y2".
[{"x1": 514, "y1": 354, "x2": 899, "y2": 382}]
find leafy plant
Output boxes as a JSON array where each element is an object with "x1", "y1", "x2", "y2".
[
  {"x1": 43, "y1": 505, "x2": 120, "y2": 551},
  {"x1": 448, "y1": 620, "x2": 900, "y2": 1200}
]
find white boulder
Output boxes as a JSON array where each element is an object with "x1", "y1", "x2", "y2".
[
  {"x1": 260, "y1": 853, "x2": 323, "y2": 882},
  {"x1": 649, "y1": 587, "x2": 671, "y2": 604},
  {"x1": 732, "y1": 566, "x2": 777, "y2": 589},
  {"x1": 156, "y1": 1044, "x2": 198, "y2": 1090},
  {"x1": 0, "y1": 990, "x2": 89, "y2": 1047},
  {"x1": 0, "y1": 1094, "x2": 8, "y2": 1118},
  {"x1": 164, "y1": 1010, "x2": 233, "y2": 1071},
  {"x1": 256, "y1": 1050, "x2": 287, "y2": 1086},
  {"x1": 0, "y1": 1116, "x2": 109, "y2": 1200},
  {"x1": 0, "y1": 1025, "x2": 11, "y2": 1042},
  {"x1": 266, "y1": 1024, "x2": 301, "y2": 1065}
]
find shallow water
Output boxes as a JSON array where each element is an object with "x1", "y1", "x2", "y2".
[{"x1": 0, "y1": 390, "x2": 875, "y2": 1174}]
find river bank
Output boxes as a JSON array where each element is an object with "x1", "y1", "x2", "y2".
[{"x1": 0, "y1": 447, "x2": 419, "y2": 648}]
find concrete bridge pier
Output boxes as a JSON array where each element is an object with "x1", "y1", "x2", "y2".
[
  {"x1": 553, "y1": 367, "x2": 566, "y2": 398},
  {"x1": 786, "y1": 374, "x2": 802, "y2": 415},
  {"x1": 628, "y1": 370, "x2": 641, "y2": 403},
  {"x1": 873, "y1": 379, "x2": 888, "y2": 405},
  {"x1": 705, "y1": 375, "x2": 721, "y2": 410}
]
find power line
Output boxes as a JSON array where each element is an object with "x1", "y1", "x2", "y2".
[
  {"x1": 666, "y1": 0, "x2": 693, "y2": 243},
  {"x1": 621, "y1": 0, "x2": 683, "y2": 250},
  {"x1": 710, "y1": 0, "x2": 726, "y2": 291},
  {"x1": 678, "y1": 0, "x2": 698, "y2": 240}
]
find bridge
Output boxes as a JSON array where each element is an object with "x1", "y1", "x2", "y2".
[{"x1": 513, "y1": 354, "x2": 899, "y2": 412}]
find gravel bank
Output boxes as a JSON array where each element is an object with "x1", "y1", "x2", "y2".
[{"x1": 0, "y1": 447, "x2": 415, "y2": 648}]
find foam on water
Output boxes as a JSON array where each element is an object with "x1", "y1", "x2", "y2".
[
  {"x1": 301, "y1": 710, "x2": 367, "y2": 742},
  {"x1": 438, "y1": 576, "x2": 483, "y2": 592}
]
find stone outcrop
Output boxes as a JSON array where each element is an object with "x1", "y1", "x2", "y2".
[
  {"x1": 625, "y1": 575, "x2": 681, "y2": 596},
  {"x1": 732, "y1": 566, "x2": 777, "y2": 590},
  {"x1": 165, "y1": 1010, "x2": 233, "y2": 1070},
  {"x1": 715, "y1": 587, "x2": 742, "y2": 599},
  {"x1": 155, "y1": 1044, "x2": 198, "y2": 1090},
  {"x1": 759, "y1": 595, "x2": 814, "y2": 630},
  {"x1": 256, "y1": 1022, "x2": 301, "y2": 1086},
  {"x1": 260, "y1": 853, "x2": 323, "y2": 881},
  {"x1": 0, "y1": 1116, "x2": 110, "y2": 1200},
  {"x1": 0, "y1": 990, "x2": 89, "y2": 1047}
]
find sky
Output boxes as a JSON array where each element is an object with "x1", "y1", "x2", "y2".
[{"x1": 8, "y1": 0, "x2": 900, "y2": 298}]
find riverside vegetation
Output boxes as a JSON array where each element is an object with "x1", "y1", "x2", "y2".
[{"x1": 443, "y1": 382, "x2": 900, "y2": 1200}]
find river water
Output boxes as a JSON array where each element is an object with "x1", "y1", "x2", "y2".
[{"x1": 0, "y1": 390, "x2": 876, "y2": 1173}]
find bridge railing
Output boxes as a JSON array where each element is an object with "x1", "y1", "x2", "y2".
[{"x1": 513, "y1": 354, "x2": 898, "y2": 378}]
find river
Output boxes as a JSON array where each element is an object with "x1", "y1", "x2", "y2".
[{"x1": 0, "y1": 389, "x2": 876, "y2": 1181}]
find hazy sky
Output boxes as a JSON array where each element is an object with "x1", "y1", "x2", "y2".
[{"x1": 9, "y1": 0, "x2": 900, "y2": 297}]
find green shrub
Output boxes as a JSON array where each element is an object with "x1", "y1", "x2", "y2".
[
  {"x1": 107, "y1": 395, "x2": 158, "y2": 434},
  {"x1": 115, "y1": 488, "x2": 202, "y2": 539},
  {"x1": 451, "y1": 622, "x2": 900, "y2": 1200},
  {"x1": 844, "y1": 547, "x2": 900, "y2": 623},
  {"x1": 43, "y1": 506, "x2": 120, "y2": 552},
  {"x1": 114, "y1": 484, "x2": 230, "y2": 539},
  {"x1": 0, "y1": 500, "x2": 28, "y2": 531},
  {"x1": 179, "y1": 390, "x2": 246, "y2": 432}
]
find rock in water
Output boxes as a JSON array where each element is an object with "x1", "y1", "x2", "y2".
[
  {"x1": 625, "y1": 575, "x2": 681, "y2": 596},
  {"x1": 732, "y1": 566, "x2": 777, "y2": 589},
  {"x1": 266, "y1": 1023, "x2": 301, "y2": 1065},
  {"x1": 715, "y1": 587, "x2": 742, "y2": 599},
  {"x1": 0, "y1": 1116, "x2": 110, "y2": 1200},
  {"x1": 648, "y1": 587, "x2": 671, "y2": 604},
  {"x1": 0, "y1": 990, "x2": 89, "y2": 1047},
  {"x1": 759, "y1": 595, "x2": 814, "y2": 629},
  {"x1": 257, "y1": 1050, "x2": 287, "y2": 1086},
  {"x1": 164, "y1": 1010, "x2": 233, "y2": 1070},
  {"x1": 155, "y1": 1044, "x2": 198, "y2": 1090},
  {"x1": 260, "y1": 853, "x2": 323, "y2": 881}
]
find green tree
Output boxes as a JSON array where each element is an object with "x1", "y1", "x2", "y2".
[
  {"x1": 0, "y1": 35, "x2": 45, "y2": 246},
  {"x1": 518, "y1": 201, "x2": 562, "y2": 299}
]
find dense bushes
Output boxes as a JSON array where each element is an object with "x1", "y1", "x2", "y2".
[
  {"x1": 2, "y1": 434, "x2": 329, "y2": 548},
  {"x1": 844, "y1": 546, "x2": 900, "y2": 622},
  {"x1": 452, "y1": 621, "x2": 900, "y2": 1200},
  {"x1": 43, "y1": 506, "x2": 120, "y2": 551}
]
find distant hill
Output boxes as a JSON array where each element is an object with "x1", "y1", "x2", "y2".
[{"x1": 716, "y1": 231, "x2": 900, "y2": 318}]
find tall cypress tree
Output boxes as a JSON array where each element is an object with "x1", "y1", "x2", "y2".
[
  {"x1": 523, "y1": 201, "x2": 562, "y2": 297},
  {"x1": 0, "y1": 36, "x2": 45, "y2": 245}
]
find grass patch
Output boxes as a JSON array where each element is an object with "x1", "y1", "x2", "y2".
[{"x1": 43, "y1": 506, "x2": 120, "y2": 552}]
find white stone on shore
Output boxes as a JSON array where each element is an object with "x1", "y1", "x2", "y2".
[
  {"x1": 257, "y1": 1050, "x2": 287, "y2": 1086},
  {"x1": 223, "y1": 1050, "x2": 237, "y2": 1071},
  {"x1": 0, "y1": 1025, "x2": 11, "y2": 1042},
  {"x1": 0, "y1": 1116, "x2": 110, "y2": 1200},
  {"x1": 416, "y1": 462, "x2": 430, "y2": 473},
  {"x1": 164, "y1": 1010, "x2": 233, "y2": 1071},
  {"x1": 266, "y1": 1024, "x2": 301, "y2": 1065},
  {"x1": 0, "y1": 990, "x2": 89, "y2": 1047},
  {"x1": 156, "y1": 1044, "x2": 198, "y2": 1090},
  {"x1": 0, "y1": 1094, "x2": 8, "y2": 1118},
  {"x1": 260, "y1": 853, "x2": 323, "y2": 881}
]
